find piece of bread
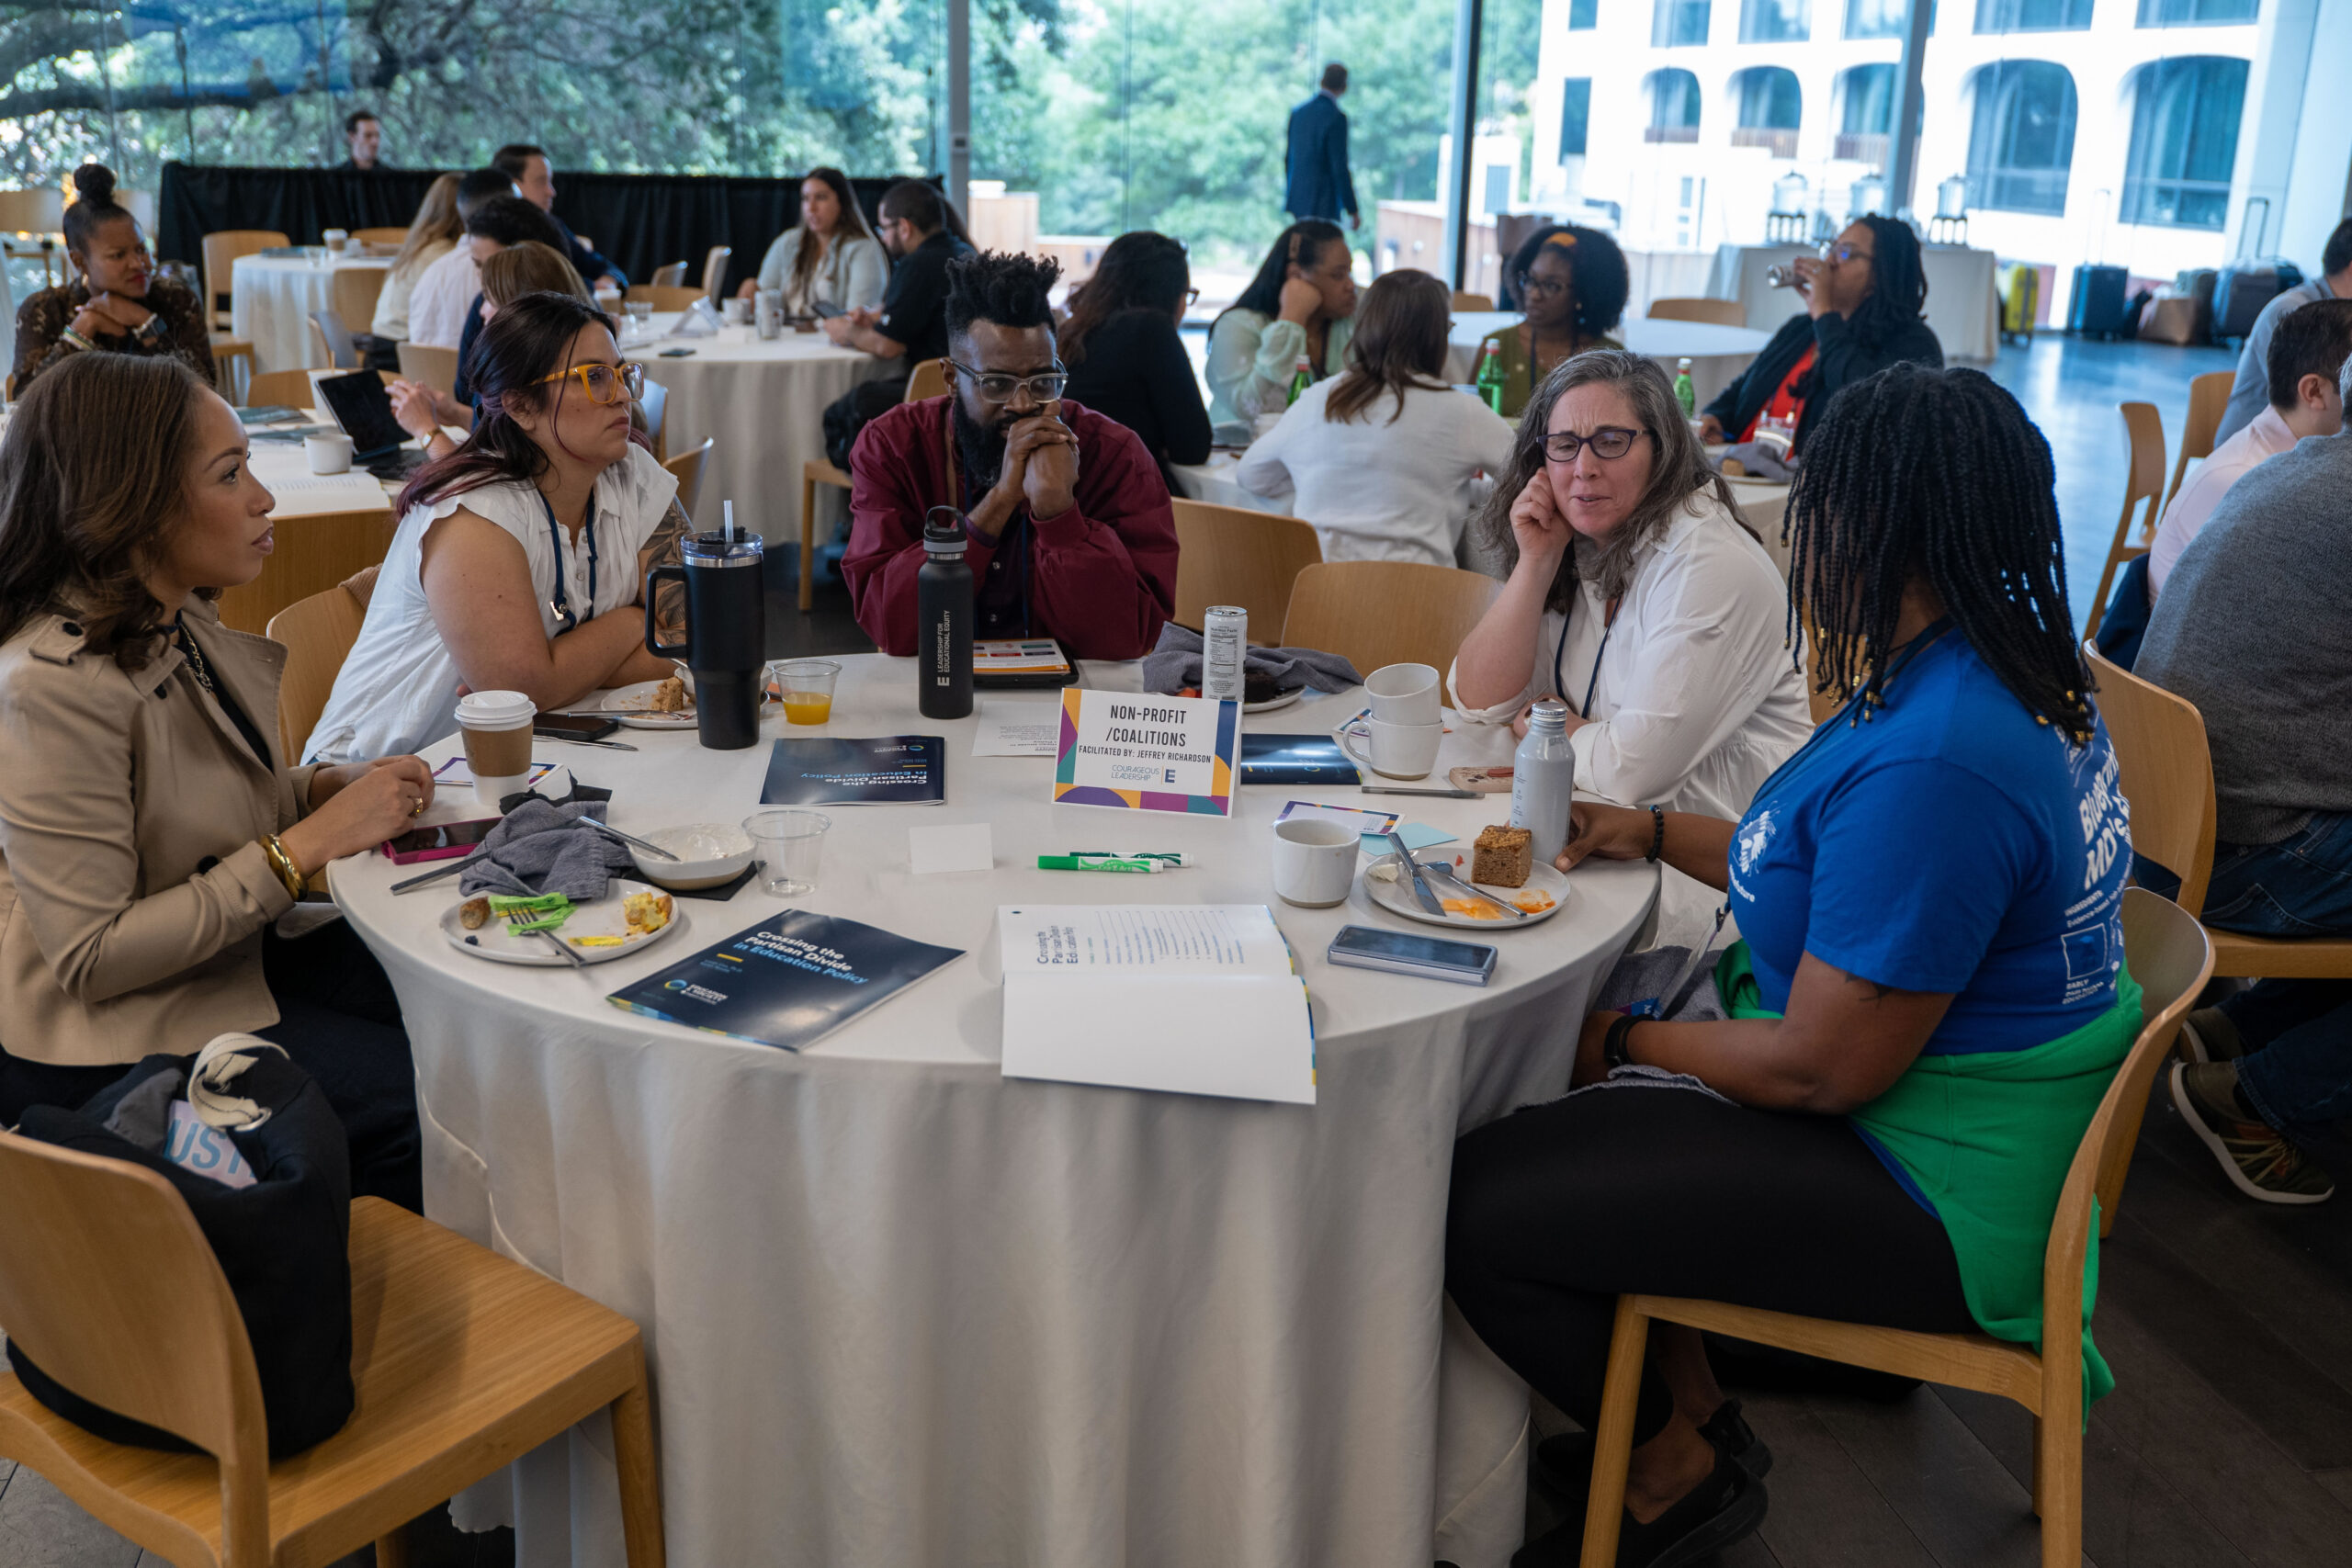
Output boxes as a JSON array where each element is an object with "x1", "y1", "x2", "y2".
[
  {"x1": 650, "y1": 676, "x2": 689, "y2": 713},
  {"x1": 458, "y1": 896, "x2": 491, "y2": 930},
  {"x1": 1471, "y1": 824, "x2": 1533, "y2": 888}
]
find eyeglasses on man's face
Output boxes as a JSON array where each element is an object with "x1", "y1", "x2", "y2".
[
  {"x1": 951, "y1": 361, "x2": 1069, "y2": 403},
  {"x1": 534, "y1": 360, "x2": 645, "y2": 405},
  {"x1": 1542, "y1": 425, "x2": 1647, "y2": 462}
]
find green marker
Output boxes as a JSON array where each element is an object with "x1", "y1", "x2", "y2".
[{"x1": 1036, "y1": 854, "x2": 1163, "y2": 874}]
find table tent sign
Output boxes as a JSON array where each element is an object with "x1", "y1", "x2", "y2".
[{"x1": 1051, "y1": 688, "x2": 1238, "y2": 817}]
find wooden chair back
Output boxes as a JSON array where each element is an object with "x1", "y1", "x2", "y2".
[
  {"x1": 0, "y1": 1132, "x2": 269, "y2": 1494},
  {"x1": 2083, "y1": 642, "x2": 2218, "y2": 916},
  {"x1": 906, "y1": 357, "x2": 952, "y2": 401},
  {"x1": 663, "y1": 437, "x2": 714, "y2": 523},
  {"x1": 243, "y1": 367, "x2": 320, "y2": 409},
  {"x1": 2081, "y1": 401, "x2": 2166, "y2": 639},
  {"x1": 626, "y1": 284, "x2": 707, "y2": 312},
  {"x1": 396, "y1": 342, "x2": 458, "y2": 396},
  {"x1": 1646, "y1": 296, "x2": 1746, "y2": 328},
  {"x1": 331, "y1": 265, "x2": 388, "y2": 340},
  {"x1": 2081, "y1": 889, "x2": 2213, "y2": 1243},
  {"x1": 201, "y1": 230, "x2": 288, "y2": 329},
  {"x1": 701, "y1": 245, "x2": 732, "y2": 300},
  {"x1": 218, "y1": 511, "x2": 400, "y2": 635},
  {"x1": 266, "y1": 574, "x2": 374, "y2": 761},
  {"x1": 1171, "y1": 500, "x2": 1323, "y2": 635},
  {"x1": 1449, "y1": 290, "x2": 1494, "y2": 312},
  {"x1": 649, "y1": 261, "x2": 688, "y2": 288},
  {"x1": 2165, "y1": 370, "x2": 2233, "y2": 508},
  {"x1": 350, "y1": 226, "x2": 409, "y2": 247},
  {"x1": 1281, "y1": 560, "x2": 1498, "y2": 676}
]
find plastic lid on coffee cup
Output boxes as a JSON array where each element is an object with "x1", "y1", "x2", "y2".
[{"x1": 455, "y1": 690, "x2": 535, "y2": 729}]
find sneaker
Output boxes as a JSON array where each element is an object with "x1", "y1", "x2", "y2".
[
  {"x1": 2177, "y1": 1006, "x2": 2245, "y2": 1065},
  {"x1": 1512, "y1": 1427, "x2": 1767, "y2": 1568},
  {"x1": 1536, "y1": 1401, "x2": 1772, "y2": 1495},
  {"x1": 2169, "y1": 1062, "x2": 2334, "y2": 1205}
]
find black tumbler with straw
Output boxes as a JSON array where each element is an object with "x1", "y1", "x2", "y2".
[{"x1": 645, "y1": 500, "x2": 766, "y2": 749}]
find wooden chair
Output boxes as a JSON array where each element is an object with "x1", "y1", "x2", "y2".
[
  {"x1": 395, "y1": 343, "x2": 458, "y2": 397},
  {"x1": 211, "y1": 335, "x2": 255, "y2": 401},
  {"x1": 2081, "y1": 402, "x2": 2165, "y2": 641},
  {"x1": 2163, "y1": 370, "x2": 2233, "y2": 511},
  {"x1": 649, "y1": 261, "x2": 688, "y2": 288},
  {"x1": 0, "y1": 1131, "x2": 664, "y2": 1568},
  {"x1": 243, "y1": 368, "x2": 322, "y2": 410},
  {"x1": 350, "y1": 226, "x2": 409, "y2": 248},
  {"x1": 1450, "y1": 290, "x2": 1494, "y2": 312},
  {"x1": 201, "y1": 230, "x2": 288, "y2": 331},
  {"x1": 1646, "y1": 297, "x2": 1746, "y2": 328},
  {"x1": 331, "y1": 265, "x2": 388, "y2": 343},
  {"x1": 2086, "y1": 644, "x2": 2352, "y2": 982},
  {"x1": 306, "y1": 310, "x2": 363, "y2": 370},
  {"x1": 217, "y1": 510, "x2": 400, "y2": 635},
  {"x1": 625, "y1": 284, "x2": 707, "y2": 313},
  {"x1": 1279, "y1": 560, "x2": 1499, "y2": 675},
  {"x1": 1576, "y1": 887, "x2": 2211, "y2": 1568},
  {"x1": 663, "y1": 437, "x2": 715, "y2": 524},
  {"x1": 798, "y1": 362, "x2": 952, "y2": 610},
  {"x1": 700, "y1": 245, "x2": 732, "y2": 300},
  {"x1": 1170, "y1": 499, "x2": 1323, "y2": 636},
  {"x1": 265, "y1": 572, "x2": 375, "y2": 762}
]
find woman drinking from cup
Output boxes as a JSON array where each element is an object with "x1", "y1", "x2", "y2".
[
  {"x1": 1472, "y1": 224, "x2": 1630, "y2": 419},
  {"x1": 1205, "y1": 220, "x2": 1357, "y2": 427},
  {"x1": 737, "y1": 166, "x2": 887, "y2": 316},
  {"x1": 303, "y1": 291, "x2": 687, "y2": 762},
  {"x1": 12, "y1": 164, "x2": 214, "y2": 394},
  {"x1": 0, "y1": 354, "x2": 429, "y2": 1205},
  {"x1": 1449, "y1": 350, "x2": 1809, "y2": 822}
]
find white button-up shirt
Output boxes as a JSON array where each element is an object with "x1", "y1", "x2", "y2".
[
  {"x1": 2147, "y1": 403, "x2": 2300, "y2": 600},
  {"x1": 1446, "y1": 487, "x2": 1813, "y2": 820}
]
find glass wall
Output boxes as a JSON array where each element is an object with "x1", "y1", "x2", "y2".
[
  {"x1": 2120, "y1": 56, "x2": 2247, "y2": 227},
  {"x1": 1741, "y1": 0, "x2": 1813, "y2": 41},
  {"x1": 1973, "y1": 0, "x2": 2095, "y2": 30},
  {"x1": 1965, "y1": 60, "x2": 2077, "y2": 214},
  {"x1": 1652, "y1": 0, "x2": 1715, "y2": 47}
]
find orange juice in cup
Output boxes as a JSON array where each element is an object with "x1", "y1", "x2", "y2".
[{"x1": 768, "y1": 659, "x2": 841, "y2": 726}]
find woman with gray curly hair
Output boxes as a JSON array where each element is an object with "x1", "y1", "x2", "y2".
[{"x1": 1448, "y1": 350, "x2": 1810, "y2": 827}]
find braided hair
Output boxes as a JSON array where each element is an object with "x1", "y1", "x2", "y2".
[{"x1": 1787, "y1": 363, "x2": 2092, "y2": 739}]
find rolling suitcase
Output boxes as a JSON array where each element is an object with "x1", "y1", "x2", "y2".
[
  {"x1": 2212, "y1": 198, "x2": 2303, "y2": 345},
  {"x1": 2067, "y1": 265, "x2": 2130, "y2": 339},
  {"x1": 1999, "y1": 263, "x2": 2039, "y2": 344}
]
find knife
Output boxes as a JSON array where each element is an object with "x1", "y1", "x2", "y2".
[
  {"x1": 1388, "y1": 831, "x2": 1446, "y2": 917},
  {"x1": 1419, "y1": 858, "x2": 1530, "y2": 921}
]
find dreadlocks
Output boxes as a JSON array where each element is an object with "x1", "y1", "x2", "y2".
[
  {"x1": 944, "y1": 249, "x2": 1061, "y2": 343},
  {"x1": 1787, "y1": 362, "x2": 2093, "y2": 741}
]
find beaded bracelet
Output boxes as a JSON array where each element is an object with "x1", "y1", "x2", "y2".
[{"x1": 1645, "y1": 804, "x2": 1665, "y2": 863}]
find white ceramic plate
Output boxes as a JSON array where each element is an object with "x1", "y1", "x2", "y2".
[
  {"x1": 1245, "y1": 685, "x2": 1306, "y2": 714},
  {"x1": 441, "y1": 880, "x2": 689, "y2": 965},
  {"x1": 603, "y1": 679, "x2": 698, "y2": 729},
  {"x1": 1363, "y1": 852, "x2": 1568, "y2": 930}
]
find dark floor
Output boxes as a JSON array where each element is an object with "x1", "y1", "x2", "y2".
[{"x1": 9, "y1": 334, "x2": 2328, "y2": 1568}]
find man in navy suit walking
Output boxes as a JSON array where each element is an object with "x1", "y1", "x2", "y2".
[{"x1": 1285, "y1": 62, "x2": 1360, "y2": 231}]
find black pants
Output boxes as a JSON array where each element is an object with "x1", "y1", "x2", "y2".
[
  {"x1": 1445, "y1": 1084, "x2": 1975, "y2": 1446},
  {"x1": 0, "y1": 920, "x2": 423, "y2": 1213}
]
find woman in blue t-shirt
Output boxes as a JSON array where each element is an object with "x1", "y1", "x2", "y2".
[{"x1": 1446, "y1": 365, "x2": 2139, "y2": 1568}]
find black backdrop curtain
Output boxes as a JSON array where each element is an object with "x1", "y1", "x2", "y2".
[{"x1": 158, "y1": 164, "x2": 930, "y2": 298}]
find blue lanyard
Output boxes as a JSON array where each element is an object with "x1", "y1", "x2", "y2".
[
  {"x1": 539, "y1": 489, "x2": 599, "y2": 634},
  {"x1": 1553, "y1": 590, "x2": 1618, "y2": 719}
]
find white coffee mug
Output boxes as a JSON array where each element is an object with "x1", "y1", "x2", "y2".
[
  {"x1": 304, "y1": 433, "x2": 354, "y2": 474},
  {"x1": 1366, "y1": 662, "x2": 1442, "y2": 726},
  {"x1": 1339, "y1": 716, "x2": 1442, "y2": 780},
  {"x1": 723, "y1": 297, "x2": 752, "y2": 326},
  {"x1": 1272, "y1": 818, "x2": 1359, "y2": 908}
]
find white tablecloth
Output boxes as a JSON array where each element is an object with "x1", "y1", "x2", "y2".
[
  {"x1": 332, "y1": 657, "x2": 1659, "y2": 1568},
  {"x1": 230, "y1": 254, "x2": 390, "y2": 373},
  {"x1": 625, "y1": 315, "x2": 893, "y2": 542},
  {"x1": 1709, "y1": 243, "x2": 2000, "y2": 364},
  {"x1": 1443, "y1": 312, "x2": 1772, "y2": 411}
]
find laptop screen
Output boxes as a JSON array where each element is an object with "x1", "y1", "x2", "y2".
[{"x1": 315, "y1": 371, "x2": 413, "y2": 459}]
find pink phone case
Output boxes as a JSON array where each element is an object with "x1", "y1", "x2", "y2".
[{"x1": 379, "y1": 820, "x2": 500, "y2": 864}]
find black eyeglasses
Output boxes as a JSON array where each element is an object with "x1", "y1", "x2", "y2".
[
  {"x1": 1543, "y1": 426, "x2": 1646, "y2": 461},
  {"x1": 1515, "y1": 272, "x2": 1570, "y2": 300},
  {"x1": 1182, "y1": 286, "x2": 1201, "y2": 307},
  {"x1": 950, "y1": 361, "x2": 1069, "y2": 401}
]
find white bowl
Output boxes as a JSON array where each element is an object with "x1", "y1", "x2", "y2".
[{"x1": 628, "y1": 822, "x2": 754, "y2": 890}]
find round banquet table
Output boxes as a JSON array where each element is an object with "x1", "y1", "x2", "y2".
[
  {"x1": 622, "y1": 313, "x2": 893, "y2": 543},
  {"x1": 230, "y1": 254, "x2": 390, "y2": 373},
  {"x1": 332, "y1": 655, "x2": 1658, "y2": 1568},
  {"x1": 1444, "y1": 311, "x2": 1770, "y2": 411}
]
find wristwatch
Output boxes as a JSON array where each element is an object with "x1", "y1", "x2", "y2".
[
  {"x1": 1602, "y1": 1013, "x2": 1640, "y2": 1071},
  {"x1": 130, "y1": 312, "x2": 164, "y2": 346}
]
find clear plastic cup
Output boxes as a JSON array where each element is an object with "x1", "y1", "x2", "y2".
[
  {"x1": 624, "y1": 299, "x2": 653, "y2": 335},
  {"x1": 767, "y1": 659, "x2": 840, "y2": 726},
  {"x1": 743, "y1": 808, "x2": 830, "y2": 896}
]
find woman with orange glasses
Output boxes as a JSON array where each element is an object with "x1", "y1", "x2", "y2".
[{"x1": 303, "y1": 292, "x2": 688, "y2": 761}]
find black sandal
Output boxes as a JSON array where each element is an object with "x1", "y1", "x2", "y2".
[
  {"x1": 1514, "y1": 1423, "x2": 1768, "y2": 1568},
  {"x1": 1534, "y1": 1398, "x2": 1773, "y2": 1494}
]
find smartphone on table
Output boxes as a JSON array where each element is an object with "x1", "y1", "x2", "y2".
[
  {"x1": 533, "y1": 712, "x2": 619, "y2": 741},
  {"x1": 1326, "y1": 925, "x2": 1498, "y2": 987},
  {"x1": 379, "y1": 818, "x2": 500, "y2": 864}
]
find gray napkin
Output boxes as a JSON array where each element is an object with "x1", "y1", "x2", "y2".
[
  {"x1": 1141, "y1": 624, "x2": 1363, "y2": 696},
  {"x1": 457, "y1": 798, "x2": 634, "y2": 902},
  {"x1": 1714, "y1": 441, "x2": 1799, "y2": 483}
]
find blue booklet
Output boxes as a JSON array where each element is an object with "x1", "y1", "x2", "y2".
[
  {"x1": 607, "y1": 909, "x2": 964, "y2": 1051},
  {"x1": 761, "y1": 734, "x2": 945, "y2": 807}
]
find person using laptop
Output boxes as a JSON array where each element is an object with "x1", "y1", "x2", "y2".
[{"x1": 303, "y1": 293, "x2": 687, "y2": 762}]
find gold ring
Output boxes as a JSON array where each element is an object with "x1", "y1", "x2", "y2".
[{"x1": 411, "y1": 797, "x2": 426, "y2": 816}]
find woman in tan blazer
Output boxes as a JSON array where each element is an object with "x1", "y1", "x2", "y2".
[{"x1": 0, "y1": 354, "x2": 434, "y2": 1208}]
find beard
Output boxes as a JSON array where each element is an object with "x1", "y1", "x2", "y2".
[{"x1": 952, "y1": 398, "x2": 1015, "y2": 496}]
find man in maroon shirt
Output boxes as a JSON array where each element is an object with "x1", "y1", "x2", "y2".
[{"x1": 843, "y1": 250, "x2": 1178, "y2": 660}]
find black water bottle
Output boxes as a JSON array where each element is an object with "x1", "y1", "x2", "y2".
[{"x1": 917, "y1": 506, "x2": 973, "y2": 719}]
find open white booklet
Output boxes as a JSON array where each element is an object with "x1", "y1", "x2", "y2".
[{"x1": 998, "y1": 905, "x2": 1316, "y2": 1104}]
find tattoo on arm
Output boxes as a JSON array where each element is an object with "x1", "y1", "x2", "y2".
[{"x1": 1846, "y1": 971, "x2": 1896, "y2": 1001}]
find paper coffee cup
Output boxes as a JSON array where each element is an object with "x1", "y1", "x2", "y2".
[
  {"x1": 305, "y1": 433, "x2": 354, "y2": 474},
  {"x1": 456, "y1": 690, "x2": 536, "y2": 805}
]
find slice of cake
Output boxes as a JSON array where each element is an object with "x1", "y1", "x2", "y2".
[{"x1": 1471, "y1": 825, "x2": 1533, "y2": 888}]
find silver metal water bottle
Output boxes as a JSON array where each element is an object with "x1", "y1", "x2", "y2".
[{"x1": 1509, "y1": 699, "x2": 1576, "y2": 866}]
